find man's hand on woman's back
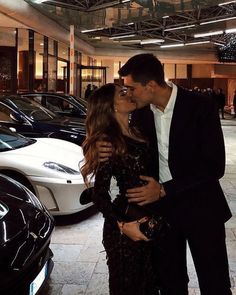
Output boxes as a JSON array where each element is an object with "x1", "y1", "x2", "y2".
[{"x1": 96, "y1": 140, "x2": 112, "y2": 162}]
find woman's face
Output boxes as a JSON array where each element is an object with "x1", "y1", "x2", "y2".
[{"x1": 113, "y1": 85, "x2": 137, "y2": 114}]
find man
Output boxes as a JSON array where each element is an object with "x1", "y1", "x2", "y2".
[
  {"x1": 216, "y1": 88, "x2": 226, "y2": 119},
  {"x1": 99, "y1": 53, "x2": 232, "y2": 294}
]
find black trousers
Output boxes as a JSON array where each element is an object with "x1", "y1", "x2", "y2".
[{"x1": 154, "y1": 219, "x2": 231, "y2": 295}]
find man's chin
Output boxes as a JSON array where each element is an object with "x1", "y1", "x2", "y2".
[{"x1": 136, "y1": 102, "x2": 149, "y2": 109}]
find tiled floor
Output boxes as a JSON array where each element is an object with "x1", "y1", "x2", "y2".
[{"x1": 43, "y1": 116, "x2": 236, "y2": 295}]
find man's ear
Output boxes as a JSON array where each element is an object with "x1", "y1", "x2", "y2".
[{"x1": 146, "y1": 80, "x2": 158, "y2": 92}]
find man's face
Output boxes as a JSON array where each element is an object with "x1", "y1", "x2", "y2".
[{"x1": 123, "y1": 74, "x2": 152, "y2": 109}]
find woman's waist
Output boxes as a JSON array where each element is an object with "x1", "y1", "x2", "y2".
[{"x1": 113, "y1": 193, "x2": 161, "y2": 220}]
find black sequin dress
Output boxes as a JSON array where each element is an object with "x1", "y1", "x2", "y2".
[{"x1": 93, "y1": 136, "x2": 160, "y2": 295}]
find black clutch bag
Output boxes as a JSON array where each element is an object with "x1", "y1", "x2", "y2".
[
  {"x1": 139, "y1": 216, "x2": 167, "y2": 240},
  {"x1": 125, "y1": 203, "x2": 169, "y2": 240}
]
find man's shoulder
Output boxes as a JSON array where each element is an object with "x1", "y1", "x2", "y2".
[{"x1": 177, "y1": 86, "x2": 214, "y2": 105}]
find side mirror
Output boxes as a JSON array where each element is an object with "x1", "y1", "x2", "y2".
[{"x1": 10, "y1": 112, "x2": 25, "y2": 123}]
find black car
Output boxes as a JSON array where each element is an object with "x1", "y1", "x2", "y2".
[
  {"x1": 0, "y1": 174, "x2": 54, "y2": 295},
  {"x1": 20, "y1": 92, "x2": 87, "y2": 118},
  {"x1": 0, "y1": 95, "x2": 86, "y2": 145}
]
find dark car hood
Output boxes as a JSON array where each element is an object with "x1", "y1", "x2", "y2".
[
  {"x1": 50, "y1": 116, "x2": 85, "y2": 126},
  {"x1": 0, "y1": 175, "x2": 54, "y2": 270}
]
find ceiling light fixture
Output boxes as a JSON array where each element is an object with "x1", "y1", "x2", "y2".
[
  {"x1": 34, "y1": 0, "x2": 47, "y2": 3},
  {"x1": 225, "y1": 27, "x2": 236, "y2": 33},
  {"x1": 185, "y1": 41, "x2": 210, "y2": 46},
  {"x1": 110, "y1": 34, "x2": 136, "y2": 39},
  {"x1": 194, "y1": 30, "x2": 223, "y2": 38},
  {"x1": 118, "y1": 39, "x2": 141, "y2": 43},
  {"x1": 140, "y1": 38, "x2": 165, "y2": 44},
  {"x1": 218, "y1": 0, "x2": 236, "y2": 6},
  {"x1": 160, "y1": 43, "x2": 184, "y2": 48},
  {"x1": 162, "y1": 15, "x2": 170, "y2": 19},
  {"x1": 200, "y1": 16, "x2": 236, "y2": 25},
  {"x1": 164, "y1": 24, "x2": 195, "y2": 31},
  {"x1": 121, "y1": 0, "x2": 131, "y2": 3},
  {"x1": 213, "y1": 42, "x2": 225, "y2": 46},
  {"x1": 81, "y1": 27, "x2": 105, "y2": 33}
]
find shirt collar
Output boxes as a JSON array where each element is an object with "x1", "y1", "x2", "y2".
[{"x1": 150, "y1": 82, "x2": 177, "y2": 114}]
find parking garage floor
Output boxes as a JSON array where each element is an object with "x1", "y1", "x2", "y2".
[{"x1": 43, "y1": 115, "x2": 236, "y2": 295}]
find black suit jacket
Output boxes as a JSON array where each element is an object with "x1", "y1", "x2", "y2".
[{"x1": 132, "y1": 86, "x2": 232, "y2": 224}]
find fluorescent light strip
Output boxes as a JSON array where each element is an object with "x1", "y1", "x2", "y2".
[
  {"x1": 81, "y1": 27, "x2": 105, "y2": 33},
  {"x1": 118, "y1": 39, "x2": 141, "y2": 43},
  {"x1": 200, "y1": 16, "x2": 236, "y2": 25},
  {"x1": 185, "y1": 41, "x2": 210, "y2": 46},
  {"x1": 213, "y1": 42, "x2": 225, "y2": 46},
  {"x1": 164, "y1": 24, "x2": 195, "y2": 31},
  {"x1": 140, "y1": 38, "x2": 165, "y2": 44},
  {"x1": 122, "y1": 0, "x2": 131, "y2": 3},
  {"x1": 162, "y1": 15, "x2": 169, "y2": 19},
  {"x1": 225, "y1": 27, "x2": 236, "y2": 33},
  {"x1": 194, "y1": 30, "x2": 223, "y2": 38},
  {"x1": 34, "y1": 0, "x2": 47, "y2": 3},
  {"x1": 218, "y1": 0, "x2": 236, "y2": 6},
  {"x1": 110, "y1": 34, "x2": 136, "y2": 39},
  {"x1": 160, "y1": 43, "x2": 184, "y2": 48}
]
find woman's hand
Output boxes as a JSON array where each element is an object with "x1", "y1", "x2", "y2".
[{"x1": 117, "y1": 217, "x2": 150, "y2": 242}]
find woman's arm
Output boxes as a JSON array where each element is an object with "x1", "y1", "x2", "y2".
[{"x1": 92, "y1": 160, "x2": 118, "y2": 221}]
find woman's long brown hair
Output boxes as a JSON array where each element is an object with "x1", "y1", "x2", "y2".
[{"x1": 81, "y1": 83, "x2": 127, "y2": 185}]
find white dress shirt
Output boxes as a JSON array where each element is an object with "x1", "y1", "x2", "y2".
[{"x1": 150, "y1": 82, "x2": 177, "y2": 183}]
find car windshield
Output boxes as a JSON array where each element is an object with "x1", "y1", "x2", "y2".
[
  {"x1": 8, "y1": 97, "x2": 58, "y2": 121},
  {"x1": 69, "y1": 95, "x2": 87, "y2": 109},
  {"x1": 0, "y1": 128, "x2": 35, "y2": 151}
]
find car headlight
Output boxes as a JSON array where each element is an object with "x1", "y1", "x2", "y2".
[
  {"x1": 0, "y1": 202, "x2": 9, "y2": 220},
  {"x1": 43, "y1": 162, "x2": 80, "y2": 175}
]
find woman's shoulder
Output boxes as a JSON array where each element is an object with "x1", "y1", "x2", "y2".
[{"x1": 123, "y1": 134, "x2": 147, "y2": 144}]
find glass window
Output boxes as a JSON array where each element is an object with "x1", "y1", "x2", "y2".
[
  {"x1": 57, "y1": 60, "x2": 68, "y2": 93},
  {"x1": 48, "y1": 55, "x2": 57, "y2": 92},
  {"x1": 0, "y1": 28, "x2": 17, "y2": 94},
  {"x1": 18, "y1": 29, "x2": 29, "y2": 91},
  {"x1": 58, "y1": 42, "x2": 69, "y2": 60},
  {"x1": 34, "y1": 33, "x2": 44, "y2": 91}
]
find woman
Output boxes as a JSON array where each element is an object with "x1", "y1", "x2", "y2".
[{"x1": 81, "y1": 83, "x2": 159, "y2": 295}]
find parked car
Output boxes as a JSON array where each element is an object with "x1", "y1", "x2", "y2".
[
  {"x1": 0, "y1": 173, "x2": 54, "y2": 294},
  {"x1": 20, "y1": 92, "x2": 87, "y2": 118},
  {"x1": 0, "y1": 126, "x2": 93, "y2": 215},
  {"x1": 0, "y1": 95, "x2": 86, "y2": 145}
]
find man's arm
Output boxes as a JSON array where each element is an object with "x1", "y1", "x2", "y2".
[{"x1": 126, "y1": 175, "x2": 165, "y2": 205}]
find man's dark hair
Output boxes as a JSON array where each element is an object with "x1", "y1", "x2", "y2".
[{"x1": 118, "y1": 53, "x2": 165, "y2": 87}]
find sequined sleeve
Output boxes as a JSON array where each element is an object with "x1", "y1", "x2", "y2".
[{"x1": 92, "y1": 160, "x2": 119, "y2": 221}]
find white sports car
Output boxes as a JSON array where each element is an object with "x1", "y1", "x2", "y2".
[{"x1": 0, "y1": 126, "x2": 92, "y2": 215}]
